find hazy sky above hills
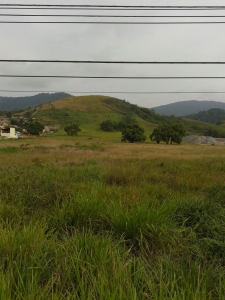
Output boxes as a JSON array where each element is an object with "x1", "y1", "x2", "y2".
[{"x1": 1, "y1": 0, "x2": 225, "y2": 108}]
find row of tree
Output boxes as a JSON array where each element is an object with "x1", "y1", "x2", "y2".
[
  {"x1": 99, "y1": 115, "x2": 136, "y2": 132},
  {"x1": 64, "y1": 121, "x2": 186, "y2": 144},
  {"x1": 122, "y1": 123, "x2": 186, "y2": 144}
]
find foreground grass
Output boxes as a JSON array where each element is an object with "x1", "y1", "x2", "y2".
[{"x1": 1, "y1": 138, "x2": 225, "y2": 299}]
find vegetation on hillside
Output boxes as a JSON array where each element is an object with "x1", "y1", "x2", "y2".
[
  {"x1": 185, "y1": 108, "x2": 225, "y2": 124},
  {"x1": 64, "y1": 123, "x2": 81, "y2": 136},
  {"x1": 100, "y1": 114, "x2": 137, "y2": 132},
  {"x1": 26, "y1": 121, "x2": 44, "y2": 135}
]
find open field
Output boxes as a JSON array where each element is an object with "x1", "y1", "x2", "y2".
[{"x1": 1, "y1": 135, "x2": 225, "y2": 299}]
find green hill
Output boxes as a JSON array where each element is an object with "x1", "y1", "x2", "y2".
[
  {"x1": 14, "y1": 94, "x2": 225, "y2": 139},
  {"x1": 35, "y1": 95, "x2": 167, "y2": 138}
]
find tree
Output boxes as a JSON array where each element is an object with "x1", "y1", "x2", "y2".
[
  {"x1": 117, "y1": 114, "x2": 137, "y2": 130},
  {"x1": 150, "y1": 123, "x2": 186, "y2": 144},
  {"x1": 64, "y1": 124, "x2": 81, "y2": 136},
  {"x1": 121, "y1": 124, "x2": 146, "y2": 143},
  {"x1": 26, "y1": 121, "x2": 44, "y2": 135},
  {"x1": 100, "y1": 120, "x2": 115, "y2": 132}
]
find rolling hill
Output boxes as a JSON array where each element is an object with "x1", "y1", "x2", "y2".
[
  {"x1": 35, "y1": 95, "x2": 161, "y2": 137},
  {"x1": 152, "y1": 100, "x2": 225, "y2": 117},
  {"x1": 4, "y1": 94, "x2": 225, "y2": 140}
]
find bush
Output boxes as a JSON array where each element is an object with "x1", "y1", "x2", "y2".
[{"x1": 64, "y1": 124, "x2": 81, "y2": 136}]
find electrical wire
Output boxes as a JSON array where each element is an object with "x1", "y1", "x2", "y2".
[
  {"x1": 2, "y1": 14, "x2": 225, "y2": 18},
  {"x1": 1, "y1": 7, "x2": 225, "y2": 11},
  {"x1": 1, "y1": 59, "x2": 225, "y2": 64},
  {"x1": 1, "y1": 90, "x2": 225, "y2": 94},
  {"x1": 1, "y1": 5, "x2": 225, "y2": 9},
  {"x1": 1, "y1": 75, "x2": 225, "y2": 79},
  {"x1": 2, "y1": 21, "x2": 225, "y2": 24}
]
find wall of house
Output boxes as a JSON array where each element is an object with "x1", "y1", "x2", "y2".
[{"x1": 0, "y1": 127, "x2": 17, "y2": 138}]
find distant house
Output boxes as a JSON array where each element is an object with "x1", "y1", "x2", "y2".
[
  {"x1": 44, "y1": 125, "x2": 58, "y2": 134},
  {"x1": 0, "y1": 118, "x2": 10, "y2": 127},
  {"x1": 0, "y1": 127, "x2": 18, "y2": 139}
]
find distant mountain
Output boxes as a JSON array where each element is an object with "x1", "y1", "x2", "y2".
[
  {"x1": 0, "y1": 92, "x2": 72, "y2": 111},
  {"x1": 152, "y1": 100, "x2": 225, "y2": 117},
  {"x1": 184, "y1": 108, "x2": 225, "y2": 124}
]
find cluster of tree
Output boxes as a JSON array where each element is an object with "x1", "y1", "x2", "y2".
[
  {"x1": 64, "y1": 124, "x2": 81, "y2": 136},
  {"x1": 10, "y1": 118, "x2": 44, "y2": 135},
  {"x1": 99, "y1": 115, "x2": 136, "y2": 132},
  {"x1": 150, "y1": 123, "x2": 186, "y2": 144},
  {"x1": 102, "y1": 97, "x2": 178, "y2": 125},
  {"x1": 203, "y1": 127, "x2": 225, "y2": 138},
  {"x1": 26, "y1": 121, "x2": 44, "y2": 135},
  {"x1": 185, "y1": 108, "x2": 225, "y2": 125}
]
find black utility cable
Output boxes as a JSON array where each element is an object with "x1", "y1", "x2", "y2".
[
  {"x1": 1, "y1": 5, "x2": 225, "y2": 9},
  {"x1": 1, "y1": 75, "x2": 225, "y2": 79},
  {"x1": 2, "y1": 14, "x2": 225, "y2": 18},
  {"x1": 1, "y1": 60, "x2": 225, "y2": 64},
  {"x1": 1, "y1": 8, "x2": 225, "y2": 11},
  {"x1": 1, "y1": 90, "x2": 225, "y2": 94},
  {"x1": 2, "y1": 21, "x2": 225, "y2": 24}
]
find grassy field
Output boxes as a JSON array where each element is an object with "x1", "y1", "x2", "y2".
[{"x1": 1, "y1": 135, "x2": 225, "y2": 299}]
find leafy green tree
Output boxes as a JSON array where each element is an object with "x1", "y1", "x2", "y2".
[
  {"x1": 27, "y1": 121, "x2": 44, "y2": 135},
  {"x1": 100, "y1": 120, "x2": 115, "y2": 132},
  {"x1": 121, "y1": 124, "x2": 146, "y2": 143},
  {"x1": 117, "y1": 114, "x2": 137, "y2": 130},
  {"x1": 64, "y1": 124, "x2": 81, "y2": 136},
  {"x1": 204, "y1": 127, "x2": 222, "y2": 138},
  {"x1": 149, "y1": 127, "x2": 163, "y2": 144},
  {"x1": 150, "y1": 123, "x2": 186, "y2": 144}
]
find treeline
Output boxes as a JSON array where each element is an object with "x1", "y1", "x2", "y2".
[
  {"x1": 185, "y1": 108, "x2": 225, "y2": 125},
  {"x1": 99, "y1": 115, "x2": 137, "y2": 132},
  {"x1": 102, "y1": 98, "x2": 179, "y2": 124}
]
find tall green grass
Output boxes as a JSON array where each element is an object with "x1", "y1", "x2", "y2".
[{"x1": 1, "y1": 151, "x2": 225, "y2": 298}]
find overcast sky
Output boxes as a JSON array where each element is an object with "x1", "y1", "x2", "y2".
[{"x1": 1, "y1": 0, "x2": 225, "y2": 108}]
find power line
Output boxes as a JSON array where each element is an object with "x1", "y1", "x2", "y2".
[
  {"x1": 0, "y1": 7, "x2": 225, "y2": 11},
  {"x1": 2, "y1": 14, "x2": 225, "y2": 18},
  {"x1": 2, "y1": 59, "x2": 225, "y2": 64},
  {"x1": 2, "y1": 21, "x2": 225, "y2": 24},
  {"x1": 2, "y1": 75, "x2": 225, "y2": 79},
  {"x1": 1, "y1": 5, "x2": 225, "y2": 9},
  {"x1": 1, "y1": 90, "x2": 225, "y2": 94}
]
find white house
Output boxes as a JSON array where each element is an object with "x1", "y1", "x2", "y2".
[{"x1": 0, "y1": 127, "x2": 18, "y2": 139}]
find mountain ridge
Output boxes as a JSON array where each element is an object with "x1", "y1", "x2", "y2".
[
  {"x1": 152, "y1": 100, "x2": 225, "y2": 116},
  {"x1": 0, "y1": 92, "x2": 72, "y2": 111}
]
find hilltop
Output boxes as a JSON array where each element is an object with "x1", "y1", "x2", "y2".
[
  {"x1": 35, "y1": 95, "x2": 172, "y2": 136},
  {"x1": 152, "y1": 100, "x2": 225, "y2": 117}
]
